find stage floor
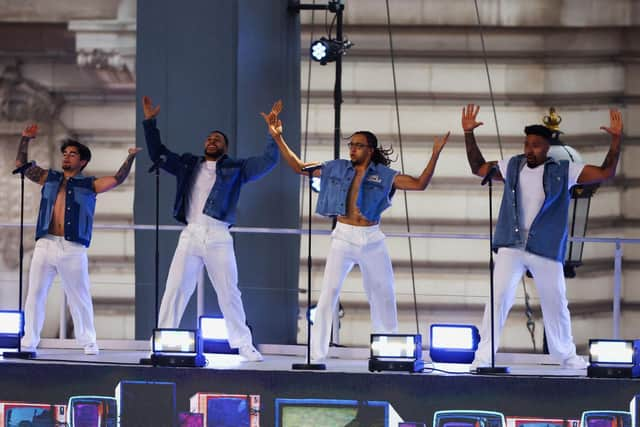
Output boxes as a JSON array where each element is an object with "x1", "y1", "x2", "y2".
[
  {"x1": 1, "y1": 340, "x2": 638, "y2": 426},
  {"x1": 1, "y1": 339, "x2": 590, "y2": 376}
]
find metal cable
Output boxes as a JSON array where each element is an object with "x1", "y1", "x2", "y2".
[
  {"x1": 473, "y1": 0, "x2": 536, "y2": 350},
  {"x1": 384, "y1": 0, "x2": 420, "y2": 334}
]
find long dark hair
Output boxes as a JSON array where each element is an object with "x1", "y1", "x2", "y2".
[{"x1": 351, "y1": 130, "x2": 394, "y2": 167}]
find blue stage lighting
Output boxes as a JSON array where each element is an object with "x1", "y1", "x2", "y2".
[
  {"x1": 429, "y1": 324, "x2": 480, "y2": 364},
  {"x1": 0, "y1": 310, "x2": 24, "y2": 349},
  {"x1": 151, "y1": 328, "x2": 205, "y2": 367},
  {"x1": 199, "y1": 316, "x2": 238, "y2": 355},
  {"x1": 587, "y1": 339, "x2": 640, "y2": 378},
  {"x1": 368, "y1": 334, "x2": 424, "y2": 373}
]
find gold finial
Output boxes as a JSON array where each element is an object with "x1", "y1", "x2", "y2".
[{"x1": 543, "y1": 107, "x2": 562, "y2": 131}]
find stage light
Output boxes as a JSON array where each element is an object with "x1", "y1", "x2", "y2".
[
  {"x1": 429, "y1": 324, "x2": 480, "y2": 364},
  {"x1": 368, "y1": 334, "x2": 424, "y2": 373},
  {"x1": 0, "y1": 310, "x2": 23, "y2": 350},
  {"x1": 199, "y1": 316, "x2": 238, "y2": 355},
  {"x1": 310, "y1": 37, "x2": 353, "y2": 65},
  {"x1": 151, "y1": 328, "x2": 205, "y2": 367},
  {"x1": 587, "y1": 339, "x2": 640, "y2": 378}
]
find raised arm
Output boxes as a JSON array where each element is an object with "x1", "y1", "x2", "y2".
[
  {"x1": 577, "y1": 109, "x2": 623, "y2": 184},
  {"x1": 393, "y1": 132, "x2": 450, "y2": 191},
  {"x1": 141, "y1": 95, "x2": 181, "y2": 175},
  {"x1": 462, "y1": 104, "x2": 502, "y2": 180},
  {"x1": 93, "y1": 147, "x2": 143, "y2": 194},
  {"x1": 16, "y1": 124, "x2": 48, "y2": 185},
  {"x1": 260, "y1": 100, "x2": 321, "y2": 176}
]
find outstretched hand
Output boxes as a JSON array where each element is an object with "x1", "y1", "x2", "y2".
[
  {"x1": 462, "y1": 104, "x2": 484, "y2": 132},
  {"x1": 600, "y1": 109, "x2": 623, "y2": 138},
  {"x1": 142, "y1": 96, "x2": 161, "y2": 120},
  {"x1": 260, "y1": 100, "x2": 283, "y2": 137},
  {"x1": 433, "y1": 131, "x2": 450, "y2": 154},
  {"x1": 22, "y1": 124, "x2": 38, "y2": 139},
  {"x1": 128, "y1": 147, "x2": 143, "y2": 155}
]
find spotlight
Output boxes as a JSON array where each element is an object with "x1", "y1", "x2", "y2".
[
  {"x1": 199, "y1": 316, "x2": 238, "y2": 355},
  {"x1": 151, "y1": 328, "x2": 205, "y2": 367},
  {"x1": 429, "y1": 324, "x2": 480, "y2": 364},
  {"x1": 368, "y1": 334, "x2": 424, "y2": 373},
  {"x1": 587, "y1": 339, "x2": 640, "y2": 378},
  {"x1": 0, "y1": 310, "x2": 35, "y2": 359},
  {"x1": 310, "y1": 37, "x2": 353, "y2": 65}
]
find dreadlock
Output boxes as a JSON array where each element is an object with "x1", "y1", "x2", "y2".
[{"x1": 351, "y1": 130, "x2": 394, "y2": 167}]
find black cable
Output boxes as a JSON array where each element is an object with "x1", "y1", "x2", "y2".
[
  {"x1": 384, "y1": 0, "x2": 420, "y2": 335},
  {"x1": 300, "y1": 0, "x2": 317, "y2": 218}
]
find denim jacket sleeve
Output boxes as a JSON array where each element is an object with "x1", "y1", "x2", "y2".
[
  {"x1": 142, "y1": 118, "x2": 183, "y2": 176},
  {"x1": 240, "y1": 134, "x2": 280, "y2": 183}
]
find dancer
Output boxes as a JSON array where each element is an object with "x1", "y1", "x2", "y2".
[
  {"x1": 142, "y1": 96, "x2": 279, "y2": 361},
  {"x1": 261, "y1": 100, "x2": 449, "y2": 363},
  {"x1": 462, "y1": 104, "x2": 622, "y2": 369},
  {"x1": 17, "y1": 124, "x2": 141, "y2": 355}
]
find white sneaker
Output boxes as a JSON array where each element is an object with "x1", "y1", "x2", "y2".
[
  {"x1": 239, "y1": 344, "x2": 263, "y2": 362},
  {"x1": 469, "y1": 357, "x2": 491, "y2": 371},
  {"x1": 562, "y1": 355, "x2": 588, "y2": 369},
  {"x1": 20, "y1": 346, "x2": 37, "y2": 355},
  {"x1": 84, "y1": 343, "x2": 100, "y2": 355}
]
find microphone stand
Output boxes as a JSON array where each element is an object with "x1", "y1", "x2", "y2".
[
  {"x1": 140, "y1": 157, "x2": 164, "y2": 365},
  {"x1": 476, "y1": 165, "x2": 509, "y2": 374},
  {"x1": 292, "y1": 165, "x2": 325, "y2": 370},
  {"x1": 4, "y1": 161, "x2": 37, "y2": 359}
]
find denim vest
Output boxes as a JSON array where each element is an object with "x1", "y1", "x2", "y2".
[
  {"x1": 316, "y1": 159, "x2": 398, "y2": 222},
  {"x1": 35, "y1": 170, "x2": 96, "y2": 247},
  {"x1": 143, "y1": 118, "x2": 279, "y2": 225},
  {"x1": 493, "y1": 154, "x2": 571, "y2": 262}
]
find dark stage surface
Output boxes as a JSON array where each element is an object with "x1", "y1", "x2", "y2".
[{"x1": 0, "y1": 342, "x2": 638, "y2": 426}]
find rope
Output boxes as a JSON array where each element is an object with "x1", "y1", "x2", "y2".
[{"x1": 384, "y1": 0, "x2": 420, "y2": 335}]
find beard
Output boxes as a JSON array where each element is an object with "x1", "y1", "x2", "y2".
[{"x1": 204, "y1": 146, "x2": 224, "y2": 159}]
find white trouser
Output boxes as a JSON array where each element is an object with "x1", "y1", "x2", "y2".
[
  {"x1": 22, "y1": 235, "x2": 96, "y2": 349},
  {"x1": 157, "y1": 223, "x2": 252, "y2": 348},
  {"x1": 311, "y1": 222, "x2": 398, "y2": 361},
  {"x1": 475, "y1": 247, "x2": 578, "y2": 364}
]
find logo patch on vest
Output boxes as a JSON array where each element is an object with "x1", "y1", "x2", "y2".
[{"x1": 367, "y1": 175, "x2": 382, "y2": 183}]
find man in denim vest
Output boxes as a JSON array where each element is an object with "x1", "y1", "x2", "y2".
[
  {"x1": 16, "y1": 124, "x2": 142, "y2": 355},
  {"x1": 141, "y1": 96, "x2": 279, "y2": 362},
  {"x1": 462, "y1": 104, "x2": 623, "y2": 369},
  {"x1": 262, "y1": 100, "x2": 450, "y2": 364}
]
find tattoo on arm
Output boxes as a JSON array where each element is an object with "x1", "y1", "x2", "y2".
[
  {"x1": 16, "y1": 137, "x2": 30, "y2": 166},
  {"x1": 25, "y1": 165, "x2": 47, "y2": 184},
  {"x1": 114, "y1": 153, "x2": 137, "y2": 185},
  {"x1": 464, "y1": 132, "x2": 486, "y2": 174}
]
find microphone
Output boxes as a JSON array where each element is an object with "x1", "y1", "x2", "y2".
[
  {"x1": 481, "y1": 164, "x2": 498, "y2": 186},
  {"x1": 301, "y1": 164, "x2": 323, "y2": 175},
  {"x1": 12, "y1": 161, "x2": 34, "y2": 175},
  {"x1": 148, "y1": 157, "x2": 164, "y2": 173}
]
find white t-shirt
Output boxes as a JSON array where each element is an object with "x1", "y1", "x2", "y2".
[
  {"x1": 186, "y1": 161, "x2": 229, "y2": 227},
  {"x1": 497, "y1": 157, "x2": 585, "y2": 235}
]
